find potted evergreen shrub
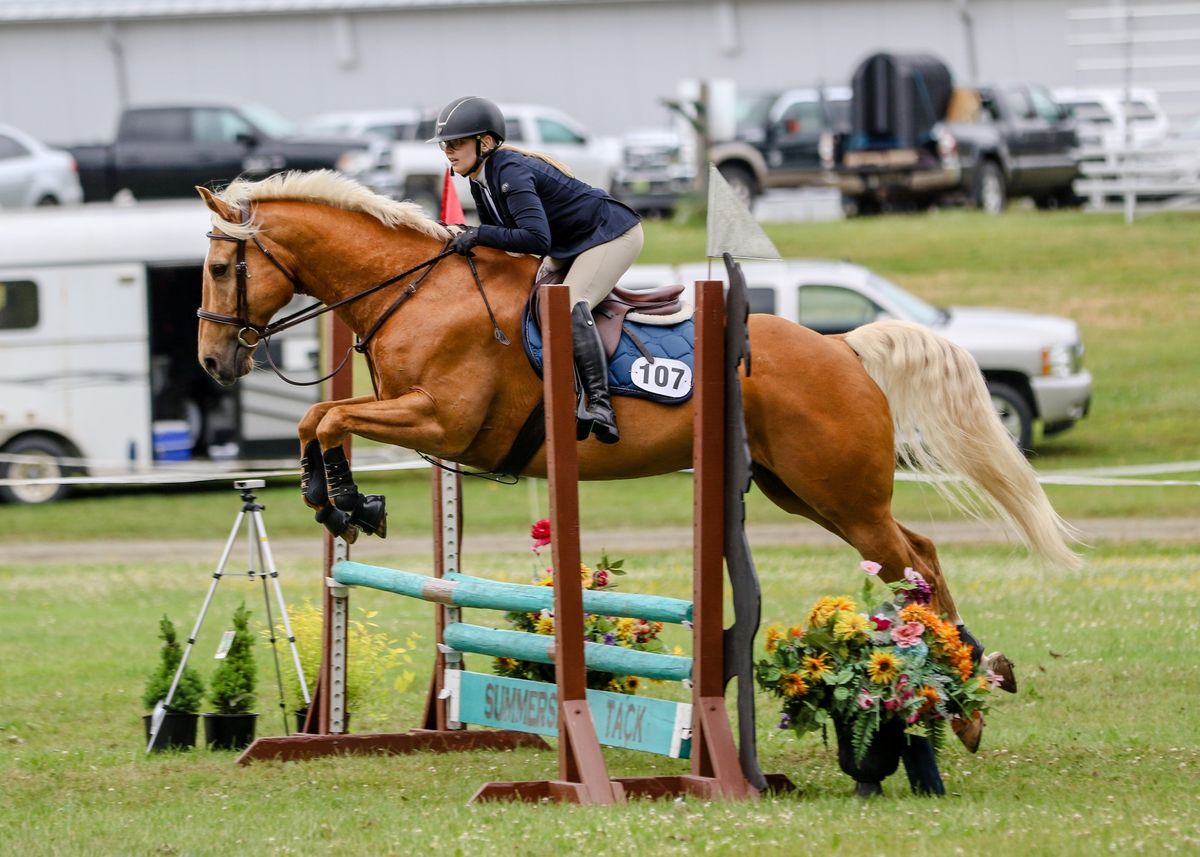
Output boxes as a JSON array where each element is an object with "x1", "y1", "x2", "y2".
[
  {"x1": 203, "y1": 602, "x2": 259, "y2": 750},
  {"x1": 142, "y1": 614, "x2": 205, "y2": 751}
]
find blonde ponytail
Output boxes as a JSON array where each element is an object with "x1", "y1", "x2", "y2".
[{"x1": 499, "y1": 144, "x2": 574, "y2": 178}]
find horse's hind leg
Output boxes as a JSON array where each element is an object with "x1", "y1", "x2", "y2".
[{"x1": 752, "y1": 466, "x2": 961, "y2": 622}]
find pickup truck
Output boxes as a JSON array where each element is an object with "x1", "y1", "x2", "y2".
[
  {"x1": 386, "y1": 104, "x2": 623, "y2": 216},
  {"x1": 68, "y1": 103, "x2": 374, "y2": 202},
  {"x1": 827, "y1": 53, "x2": 1080, "y2": 215},
  {"x1": 709, "y1": 86, "x2": 850, "y2": 206}
]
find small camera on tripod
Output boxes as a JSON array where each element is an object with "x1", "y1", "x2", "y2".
[{"x1": 234, "y1": 479, "x2": 266, "y2": 490}]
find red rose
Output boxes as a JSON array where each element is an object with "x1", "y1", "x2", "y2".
[
  {"x1": 872, "y1": 614, "x2": 892, "y2": 631},
  {"x1": 530, "y1": 518, "x2": 551, "y2": 550}
]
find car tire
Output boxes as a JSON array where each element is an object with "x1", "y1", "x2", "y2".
[
  {"x1": 987, "y1": 381, "x2": 1034, "y2": 453},
  {"x1": 36, "y1": 194, "x2": 60, "y2": 206},
  {"x1": 974, "y1": 161, "x2": 1007, "y2": 214},
  {"x1": 717, "y1": 163, "x2": 757, "y2": 209},
  {"x1": 0, "y1": 435, "x2": 74, "y2": 505}
]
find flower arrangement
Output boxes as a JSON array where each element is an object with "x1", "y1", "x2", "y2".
[
  {"x1": 755, "y1": 562, "x2": 998, "y2": 764},
  {"x1": 493, "y1": 519, "x2": 672, "y2": 694}
]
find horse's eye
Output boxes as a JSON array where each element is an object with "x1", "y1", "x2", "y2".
[{"x1": 210, "y1": 263, "x2": 229, "y2": 278}]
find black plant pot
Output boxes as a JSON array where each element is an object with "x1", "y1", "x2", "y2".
[
  {"x1": 142, "y1": 712, "x2": 199, "y2": 752},
  {"x1": 202, "y1": 713, "x2": 258, "y2": 750},
  {"x1": 834, "y1": 717, "x2": 905, "y2": 797}
]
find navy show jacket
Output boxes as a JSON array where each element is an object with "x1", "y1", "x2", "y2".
[{"x1": 469, "y1": 148, "x2": 640, "y2": 260}]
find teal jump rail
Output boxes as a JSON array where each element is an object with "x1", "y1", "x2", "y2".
[
  {"x1": 332, "y1": 561, "x2": 693, "y2": 625},
  {"x1": 442, "y1": 623, "x2": 694, "y2": 683}
]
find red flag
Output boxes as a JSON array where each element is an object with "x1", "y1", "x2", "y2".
[{"x1": 440, "y1": 168, "x2": 465, "y2": 223}]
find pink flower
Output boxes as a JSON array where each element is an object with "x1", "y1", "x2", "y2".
[
  {"x1": 592, "y1": 568, "x2": 610, "y2": 588},
  {"x1": 903, "y1": 567, "x2": 933, "y2": 605},
  {"x1": 860, "y1": 560, "x2": 882, "y2": 576},
  {"x1": 856, "y1": 691, "x2": 877, "y2": 709},
  {"x1": 985, "y1": 669, "x2": 1004, "y2": 688},
  {"x1": 871, "y1": 614, "x2": 892, "y2": 631},
  {"x1": 883, "y1": 698, "x2": 900, "y2": 711},
  {"x1": 896, "y1": 674, "x2": 909, "y2": 690},
  {"x1": 530, "y1": 519, "x2": 551, "y2": 551},
  {"x1": 890, "y1": 621, "x2": 926, "y2": 648}
]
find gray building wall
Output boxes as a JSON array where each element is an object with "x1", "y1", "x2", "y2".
[{"x1": 0, "y1": 0, "x2": 1125, "y2": 144}]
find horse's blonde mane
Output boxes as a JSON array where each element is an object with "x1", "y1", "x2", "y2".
[{"x1": 212, "y1": 169, "x2": 451, "y2": 241}]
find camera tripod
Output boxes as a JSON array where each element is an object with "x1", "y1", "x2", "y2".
[{"x1": 146, "y1": 479, "x2": 311, "y2": 752}]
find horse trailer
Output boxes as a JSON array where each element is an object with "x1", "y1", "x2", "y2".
[{"x1": 0, "y1": 202, "x2": 320, "y2": 503}]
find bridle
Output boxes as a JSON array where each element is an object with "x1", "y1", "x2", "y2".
[{"x1": 196, "y1": 210, "x2": 510, "y2": 387}]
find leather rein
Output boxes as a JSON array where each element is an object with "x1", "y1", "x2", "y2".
[{"x1": 197, "y1": 219, "x2": 510, "y2": 387}]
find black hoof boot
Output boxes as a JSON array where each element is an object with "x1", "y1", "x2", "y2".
[
  {"x1": 314, "y1": 504, "x2": 359, "y2": 544},
  {"x1": 956, "y1": 624, "x2": 984, "y2": 666},
  {"x1": 322, "y1": 446, "x2": 360, "y2": 512},
  {"x1": 300, "y1": 439, "x2": 328, "y2": 510},
  {"x1": 349, "y1": 494, "x2": 388, "y2": 539}
]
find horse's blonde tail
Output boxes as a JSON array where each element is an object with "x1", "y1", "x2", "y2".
[{"x1": 843, "y1": 320, "x2": 1081, "y2": 569}]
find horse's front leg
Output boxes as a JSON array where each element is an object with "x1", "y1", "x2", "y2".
[
  {"x1": 315, "y1": 388, "x2": 471, "y2": 540},
  {"x1": 298, "y1": 396, "x2": 376, "y2": 510}
]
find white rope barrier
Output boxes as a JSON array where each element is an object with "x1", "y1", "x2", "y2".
[{"x1": 1, "y1": 453, "x2": 1198, "y2": 490}]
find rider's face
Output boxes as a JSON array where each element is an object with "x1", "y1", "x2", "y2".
[{"x1": 442, "y1": 134, "x2": 495, "y2": 176}]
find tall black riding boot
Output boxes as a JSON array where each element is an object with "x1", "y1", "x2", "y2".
[{"x1": 570, "y1": 301, "x2": 619, "y2": 444}]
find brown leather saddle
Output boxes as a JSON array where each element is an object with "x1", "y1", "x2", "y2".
[{"x1": 532, "y1": 266, "x2": 687, "y2": 357}]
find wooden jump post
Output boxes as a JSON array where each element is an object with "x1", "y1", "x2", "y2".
[{"x1": 237, "y1": 279, "x2": 789, "y2": 803}]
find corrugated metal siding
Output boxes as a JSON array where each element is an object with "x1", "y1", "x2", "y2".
[{"x1": 1, "y1": 1, "x2": 1079, "y2": 145}]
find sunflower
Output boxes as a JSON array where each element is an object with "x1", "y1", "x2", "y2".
[
  {"x1": 807, "y1": 596, "x2": 855, "y2": 629},
  {"x1": 803, "y1": 652, "x2": 833, "y2": 680},
  {"x1": 916, "y1": 685, "x2": 941, "y2": 717},
  {"x1": 765, "y1": 625, "x2": 785, "y2": 653},
  {"x1": 780, "y1": 672, "x2": 809, "y2": 698},
  {"x1": 534, "y1": 615, "x2": 555, "y2": 635},
  {"x1": 833, "y1": 610, "x2": 870, "y2": 642},
  {"x1": 867, "y1": 650, "x2": 900, "y2": 684}
]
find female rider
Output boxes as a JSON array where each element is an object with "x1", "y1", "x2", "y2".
[{"x1": 429, "y1": 95, "x2": 643, "y2": 444}]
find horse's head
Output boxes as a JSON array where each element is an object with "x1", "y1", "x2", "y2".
[{"x1": 196, "y1": 186, "x2": 298, "y2": 385}]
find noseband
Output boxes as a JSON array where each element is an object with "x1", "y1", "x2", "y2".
[{"x1": 197, "y1": 230, "x2": 300, "y2": 348}]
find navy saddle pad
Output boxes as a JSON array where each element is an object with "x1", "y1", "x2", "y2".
[{"x1": 522, "y1": 302, "x2": 696, "y2": 405}]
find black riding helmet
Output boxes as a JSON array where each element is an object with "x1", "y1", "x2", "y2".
[{"x1": 428, "y1": 96, "x2": 506, "y2": 145}]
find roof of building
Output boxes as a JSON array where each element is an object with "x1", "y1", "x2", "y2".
[{"x1": 0, "y1": 0, "x2": 651, "y2": 23}]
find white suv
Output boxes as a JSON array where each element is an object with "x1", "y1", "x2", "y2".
[{"x1": 621, "y1": 259, "x2": 1092, "y2": 451}]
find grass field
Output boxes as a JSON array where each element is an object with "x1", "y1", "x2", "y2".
[
  {"x1": 2, "y1": 209, "x2": 1197, "y2": 855},
  {"x1": 2, "y1": 542, "x2": 1197, "y2": 855}
]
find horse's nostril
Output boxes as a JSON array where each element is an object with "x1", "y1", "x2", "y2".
[{"x1": 203, "y1": 357, "x2": 220, "y2": 377}]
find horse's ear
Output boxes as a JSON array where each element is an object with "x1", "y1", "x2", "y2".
[{"x1": 196, "y1": 186, "x2": 238, "y2": 221}]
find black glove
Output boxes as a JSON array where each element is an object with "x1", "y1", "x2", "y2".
[{"x1": 449, "y1": 226, "x2": 480, "y2": 256}]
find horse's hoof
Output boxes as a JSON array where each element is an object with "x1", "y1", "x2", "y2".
[
  {"x1": 982, "y1": 652, "x2": 1018, "y2": 693},
  {"x1": 952, "y1": 711, "x2": 984, "y2": 754},
  {"x1": 314, "y1": 503, "x2": 358, "y2": 543},
  {"x1": 352, "y1": 494, "x2": 388, "y2": 539}
]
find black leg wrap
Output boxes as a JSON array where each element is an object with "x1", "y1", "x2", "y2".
[
  {"x1": 314, "y1": 504, "x2": 358, "y2": 544},
  {"x1": 349, "y1": 493, "x2": 388, "y2": 539},
  {"x1": 956, "y1": 624, "x2": 984, "y2": 666},
  {"x1": 570, "y1": 302, "x2": 619, "y2": 445},
  {"x1": 300, "y1": 439, "x2": 328, "y2": 509},
  {"x1": 322, "y1": 446, "x2": 360, "y2": 512}
]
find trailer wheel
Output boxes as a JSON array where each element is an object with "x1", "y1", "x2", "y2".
[{"x1": 0, "y1": 435, "x2": 74, "y2": 504}]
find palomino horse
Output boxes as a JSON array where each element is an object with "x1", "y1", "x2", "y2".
[{"x1": 195, "y1": 171, "x2": 1078, "y2": 641}]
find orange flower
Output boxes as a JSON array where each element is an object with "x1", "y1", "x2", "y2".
[
  {"x1": 803, "y1": 652, "x2": 833, "y2": 680},
  {"x1": 916, "y1": 685, "x2": 940, "y2": 716},
  {"x1": 780, "y1": 673, "x2": 809, "y2": 697}
]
